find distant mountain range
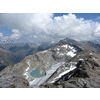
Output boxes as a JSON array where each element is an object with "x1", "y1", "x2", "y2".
[
  {"x1": 0, "y1": 38, "x2": 100, "y2": 88},
  {"x1": 0, "y1": 41, "x2": 56, "y2": 71},
  {"x1": 91, "y1": 39, "x2": 100, "y2": 45}
]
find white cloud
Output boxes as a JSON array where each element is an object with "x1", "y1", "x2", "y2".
[
  {"x1": 0, "y1": 13, "x2": 53, "y2": 35},
  {"x1": 2, "y1": 36, "x2": 9, "y2": 41},
  {"x1": 33, "y1": 35, "x2": 37, "y2": 38},
  {"x1": 0, "y1": 33, "x2": 3, "y2": 37},
  {"x1": 10, "y1": 33, "x2": 21, "y2": 39},
  {"x1": 10, "y1": 29, "x2": 21, "y2": 39},
  {"x1": 0, "y1": 13, "x2": 100, "y2": 42},
  {"x1": 97, "y1": 16, "x2": 100, "y2": 19},
  {"x1": 12, "y1": 29, "x2": 20, "y2": 33},
  {"x1": 0, "y1": 29, "x2": 21, "y2": 41}
]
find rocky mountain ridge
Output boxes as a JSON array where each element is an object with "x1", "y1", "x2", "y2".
[
  {"x1": 0, "y1": 39, "x2": 82, "y2": 80},
  {"x1": 0, "y1": 38, "x2": 100, "y2": 88},
  {"x1": 40, "y1": 50, "x2": 100, "y2": 88},
  {"x1": 0, "y1": 41, "x2": 56, "y2": 72}
]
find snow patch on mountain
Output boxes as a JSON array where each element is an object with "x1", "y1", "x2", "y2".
[
  {"x1": 40, "y1": 50, "x2": 48, "y2": 53},
  {"x1": 61, "y1": 45, "x2": 68, "y2": 48},
  {"x1": 27, "y1": 61, "x2": 30, "y2": 67},
  {"x1": 23, "y1": 72, "x2": 29, "y2": 79},
  {"x1": 49, "y1": 63, "x2": 76, "y2": 84},
  {"x1": 66, "y1": 51, "x2": 76, "y2": 57},
  {"x1": 59, "y1": 53, "x2": 65, "y2": 56},
  {"x1": 26, "y1": 67, "x2": 29, "y2": 71},
  {"x1": 79, "y1": 59, "x2": 84, "y2": 61},
  {"x1": 57, "y1": 48, "x2": 60, "y2": 51}
]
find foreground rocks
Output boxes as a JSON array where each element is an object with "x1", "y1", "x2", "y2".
[
  {"x1": 0, "y1": 50, "x2": 100, "y2": 88},
  {"x1": 40, "y1": 50, "x2": 100, "y2": 88},
  {"x1": 0, "y1": 73, "x2": 30, "y2": 88}
]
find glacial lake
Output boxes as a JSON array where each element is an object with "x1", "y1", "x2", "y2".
[{"x1": 29, "y1": 68, "x2": 46, "y2": 78}]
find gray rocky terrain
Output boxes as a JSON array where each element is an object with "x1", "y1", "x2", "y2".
[
  {"x1": 0, "y1": 73, "x2": 30, "y2": 88},
  {"x1": 41, "y1": 50, "x2": 100, "y2": 88},
  {"x1": 0, "y1": 38, "x2": 100, "y2": 88}
]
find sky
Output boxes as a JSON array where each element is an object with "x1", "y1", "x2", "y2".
[{"x1": 0, "y1": 13, "x2": 100, "y2": 43}]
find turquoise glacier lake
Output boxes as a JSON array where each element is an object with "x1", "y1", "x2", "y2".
[{"x1": 29, "y1": 68, "x2": 46, "y2": 78}]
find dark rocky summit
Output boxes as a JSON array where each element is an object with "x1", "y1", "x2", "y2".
[{"x1": 40, "y1": 50, "x2": 100, "y2": 88}]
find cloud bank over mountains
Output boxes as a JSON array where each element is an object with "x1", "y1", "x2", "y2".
[{"x1": 0, "y1": 13, "x2": 100, "y2": 43}]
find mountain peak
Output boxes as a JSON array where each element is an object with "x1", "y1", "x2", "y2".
[{"x1": 0, "y1": 38, "x2": 100, "y2": 88}]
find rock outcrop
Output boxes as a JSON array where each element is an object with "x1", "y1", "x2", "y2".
[
  {"x1": 0, "y1": 73, "x2": 30, "y2": 88},
  {"x1": 40, "y1": 50, "x2": 100, "y2": 88}
]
